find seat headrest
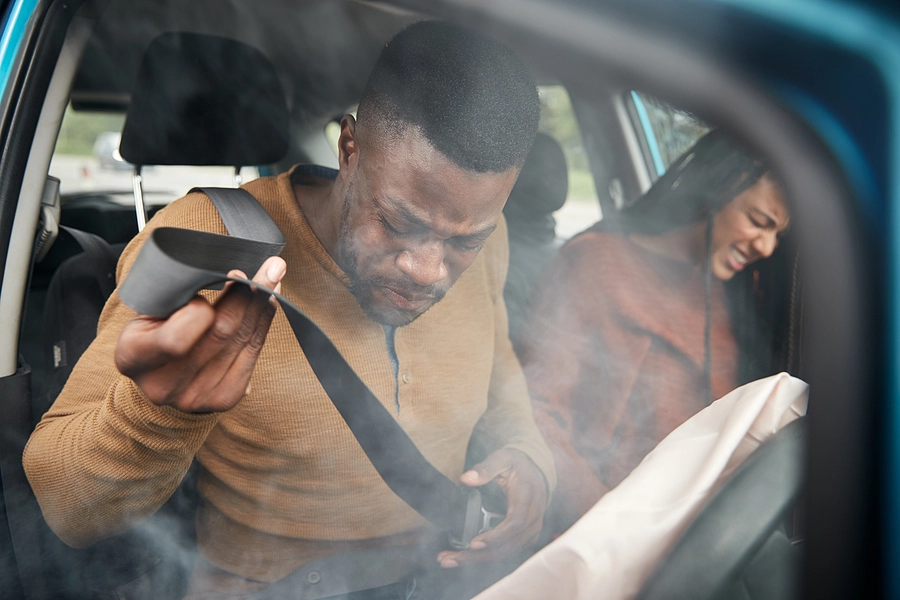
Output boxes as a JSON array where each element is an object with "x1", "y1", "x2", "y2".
[
  {"x1": 504, "y1": 132, "x2": 568, "y2": 222},
  {"x1": 120, "y1": 33, "x2": 289, "y2": 167}
]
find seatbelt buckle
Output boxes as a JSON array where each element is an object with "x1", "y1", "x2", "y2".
[{"x1": 448, "y1": 488, "x2": 505, "y2": 550}]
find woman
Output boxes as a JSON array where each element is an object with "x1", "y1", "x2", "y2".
[{"x1": 518, "y1": 130, "x2": 790, "y2": 530}]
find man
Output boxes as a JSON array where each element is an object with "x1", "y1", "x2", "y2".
[{"x1": 24, "y1": 21, "x2": 555, "y2": 598}]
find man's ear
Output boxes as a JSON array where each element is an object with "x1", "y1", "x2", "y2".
[{"x1": 337, "y1": 114, "x2": 359, "y2": 172}]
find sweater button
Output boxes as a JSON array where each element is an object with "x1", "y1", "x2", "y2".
[
  {"x1": 307, "y1": 570, "x2": 321, "y2": 584},
  {"x1": 401, "y1": 371, "x2": 411, "y2": 384}
]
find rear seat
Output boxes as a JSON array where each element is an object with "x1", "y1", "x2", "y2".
[{"x1": 503, "y1": 132, "x2": 568, "y2": 348}]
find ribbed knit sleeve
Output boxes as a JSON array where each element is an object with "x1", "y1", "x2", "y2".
[
  {"x1": 475, "y1": 216, "x2": 557, "y2": 493},
  {"x1": 22, "y1": 192, "x2": 226, "y2": 548}
]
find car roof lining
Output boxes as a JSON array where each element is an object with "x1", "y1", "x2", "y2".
[
  {"x1": 68, "y1": 0, "x2": 588, "y2": 114},
  {"x1": 70, "y1": 0, "x2": 417, "y2": 117}
]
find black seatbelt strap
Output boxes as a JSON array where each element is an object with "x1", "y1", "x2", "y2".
[
  {"x1": 200, "y1": 187, "x2": 284, "y2": 243},
  {"x1": 118, "y1": 187, "x2": 478, "y2": 538}
]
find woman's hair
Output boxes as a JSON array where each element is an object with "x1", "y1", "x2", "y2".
[
  {"x1": 588, "y1": 129, "x2": 772, "y2": 405},
  {"x1": 614, "y1": 129, "x2": 769, "y2": 235}
]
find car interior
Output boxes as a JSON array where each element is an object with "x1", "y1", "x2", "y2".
[{"x1": 0, "y1": 0, "x2": 885, "y2": 598}]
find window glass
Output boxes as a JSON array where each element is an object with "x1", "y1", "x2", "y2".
[
  {"x1": 9, "y1": 10, "x2": 809, "y2": 597},
  {"x1": 325, "y1": 108, "x2": 358, "y2": 158},
  {"x1": 630, "y1": 90, "x2": 711, "y2": 175},
  {"x1": 49, "y1": 105, "x2": 258, "y2": 203},
  {"x1": 538, "y1": 85, "x2": 601, "y2": 239},
  {"x1": 325, "y1": 119, "x2": 342, "y2": 157}
]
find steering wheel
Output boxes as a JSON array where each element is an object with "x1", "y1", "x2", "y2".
[{"x1": 637, "y1": 417, "x2": 807, "y2": 600}]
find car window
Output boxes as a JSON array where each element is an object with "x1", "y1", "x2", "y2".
[
  {"x1": 537, "y1": 85, "x2": 601, "y2": 239},
  {"x1": 49, "y1": 104, "x2": 259, "y2": 203},
  {"x1": 629, "y1": 90, "x2": 711, "y2": 178},
  {"x1": 0, "y1": 2, "x2": 839, "y2": 598},
  {"x1": 325, "y1": 117, "x2": 344, "y2": 157}
]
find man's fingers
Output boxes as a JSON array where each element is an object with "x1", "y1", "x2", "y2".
[
  {"x1": 436, "y1": 495, "x2": 535, "y2": 567},
  {"x1": 472, "y1": 514, "x2": 522, "y2": 545},
  {"x1": 179, "y1": 258, "x2": 284, "y2": 408},
  {"x1": 197, "y1": 289, "x2": 280, "y2": 409},
  {"x1": 115, "y1": 297, "x2": 215, "y2": 376},
  {"x1": 114, "y1": 257, "x2": 287, "y2": 413},
  {"x1": 436, "y1": 533, "x2": 523, "y2": 568},
  {"x1": 460, "y1": 451, "x2": 510, "y2": 487},
  {"x1": 436, "y1": 510, "x2": 537, "y2": 568},
  {"x1": 215, "y1": 257, "x2": 285, "y2": 313},
  {"x1": 255, "y1": 256, "x2": 287, "y2": 288},
  {"x1": 444, "y1": 449, "x2": 548, "y2": 568},
  {"x1": 208, "y1": 258, "x2": 284, "y2": 340}
]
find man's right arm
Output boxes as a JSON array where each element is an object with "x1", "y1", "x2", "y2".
[{"x1": 22, "y1": 192, "x2": 284, "y2": 548}]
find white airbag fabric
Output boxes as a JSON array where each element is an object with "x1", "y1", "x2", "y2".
[{"x1": 474, "y1": 372, "x2": 808, "y2": 600}]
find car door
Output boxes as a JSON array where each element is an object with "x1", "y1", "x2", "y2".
[{"x1": 0, "y1": 3, "x2": 56, "y2": 598}]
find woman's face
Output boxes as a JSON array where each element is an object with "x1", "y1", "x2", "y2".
[{"x1": 709, "y1": 175, "x2": 790, "y2": 280}]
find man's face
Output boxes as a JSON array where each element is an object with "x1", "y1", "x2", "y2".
[{"x1": 336, "y1": 117, "x2": 519, "y2": 327}]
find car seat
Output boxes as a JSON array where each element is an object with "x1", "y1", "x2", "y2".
[{"x1": 502, "y1": 132, "x2": 568, "y2": 348}]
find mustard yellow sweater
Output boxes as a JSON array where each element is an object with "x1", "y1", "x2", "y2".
[{"x1": 23, "y1": 166, "x2": 555, "y2": 582}]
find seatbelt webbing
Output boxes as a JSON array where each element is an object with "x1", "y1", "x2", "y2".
[
  {"x1": 200, "y1": 187, "x2": 284, "y2": 243},
  {"x1": 118, "y1": 187, "x2": 469, "y2": 533}
]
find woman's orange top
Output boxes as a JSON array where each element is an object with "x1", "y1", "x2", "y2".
[{"x1": 518, "y1": 230, "x2": 738, "y2": 527}]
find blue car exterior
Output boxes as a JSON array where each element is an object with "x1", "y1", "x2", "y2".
[{"x1": 0, "y1": 0, "x2": 39, "y2": 106}]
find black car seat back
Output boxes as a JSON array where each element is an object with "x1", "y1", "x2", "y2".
[
  {"x1": 502, "y1": 132, "x2": 568, "y2": 347},
  {"x1": 37, "y1": 234, "x2": 123, "y2": 419},
  {"x1": 119, "y1": 32, "x2": 289, "y2": 167}
]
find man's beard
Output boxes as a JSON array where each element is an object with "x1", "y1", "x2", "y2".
[{"x1": 338, "y1": 186, "x2": 446, "y2": 327}]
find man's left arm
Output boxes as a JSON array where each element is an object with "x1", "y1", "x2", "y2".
[{"x1": 438, "y1": 216, "x2": 556, "y2": 568}]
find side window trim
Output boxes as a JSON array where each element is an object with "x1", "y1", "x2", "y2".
[
  {"x1": 0, "y1": 0, "x2": 39, "y2": 107},
  {"x1": 629, "y1": 90, "x2": 666, "y2": 178}
]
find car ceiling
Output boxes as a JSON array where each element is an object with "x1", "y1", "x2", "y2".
[{"x1": 72, "y1": 0, "x2": 419, "y2": 126}]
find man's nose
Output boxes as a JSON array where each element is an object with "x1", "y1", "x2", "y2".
[
  {"x1": 396, "y1": 242, "x2": 448, "y2": 287},
  {"x1": 752, "y1": 230, "x2": 779, "y2": 259}
]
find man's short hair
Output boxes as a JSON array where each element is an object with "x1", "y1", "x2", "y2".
[{"x1": 357, "y1": 21, "x2": 540, "y2": 173}]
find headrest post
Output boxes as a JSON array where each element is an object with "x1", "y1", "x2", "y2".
[
  {"x1": 131, "y1": 165, "x2": 148, "y2": 232},
  {"x1": 233, "y1": 166, "x2": 243, "y2": 188}
]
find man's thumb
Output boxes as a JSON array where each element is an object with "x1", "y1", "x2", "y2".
[{"x1": 460, "y1": 453, "x2": 504, "y2": 487}]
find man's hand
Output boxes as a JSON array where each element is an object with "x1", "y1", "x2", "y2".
[
  {"x1": 114, "y1": 256, "x2": 286, "y2": 413},
  {"x1": 437, "y1": 448, "x2": 548, "y2": 568}
]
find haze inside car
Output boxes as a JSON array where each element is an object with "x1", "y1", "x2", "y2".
[{"x1": 2, "y1": 1, "x2": 808, "y2": 599}]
